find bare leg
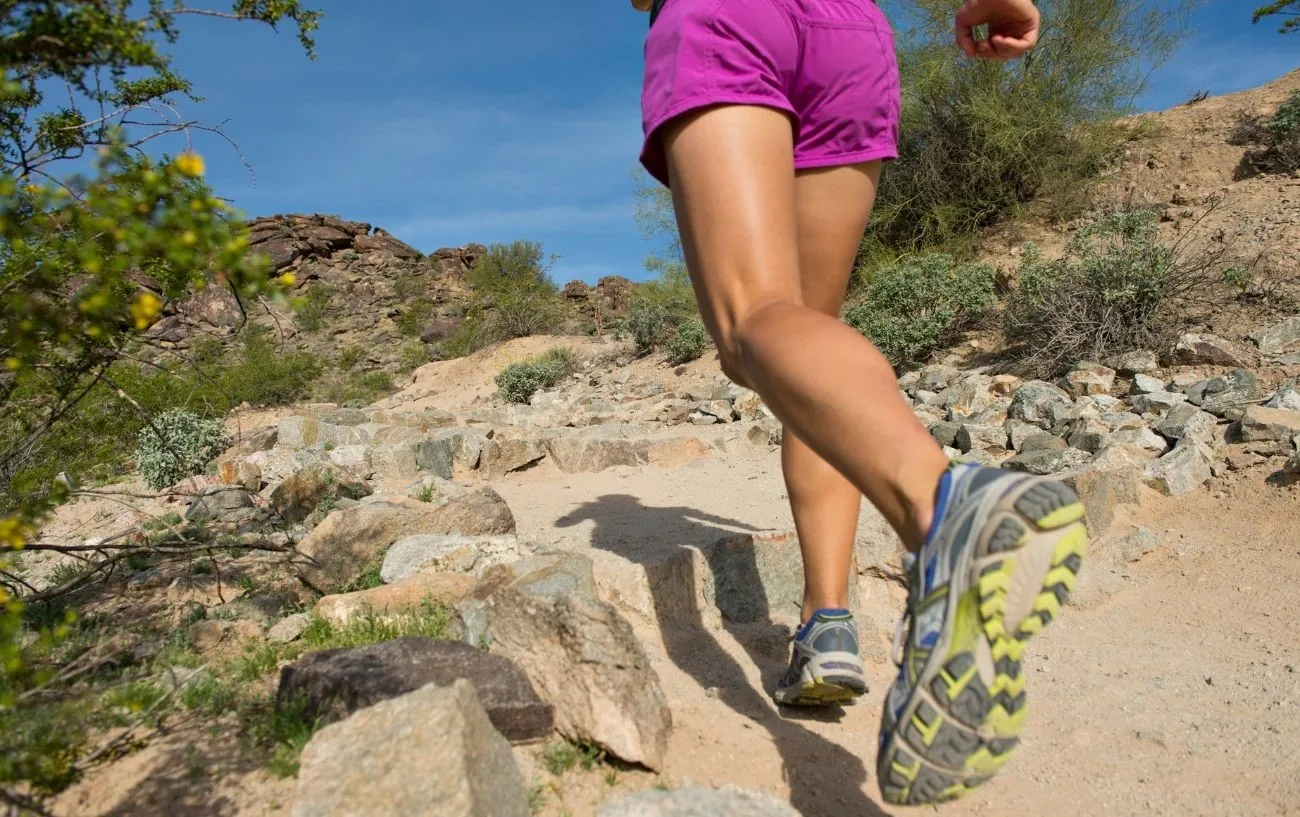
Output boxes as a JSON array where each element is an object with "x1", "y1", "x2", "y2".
[
  {"x1": 661, "y1": 104, "x2": 948, "y2": 551},
  {"x1": 784, "y1": 165, "x2": 879, "y2": 621}
]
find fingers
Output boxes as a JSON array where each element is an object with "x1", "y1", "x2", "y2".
[{"x1": 954, "y1": 2, "x2": 979, "y2": 57}]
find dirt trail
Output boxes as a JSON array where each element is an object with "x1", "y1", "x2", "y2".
[{"x1": 495, "y1": 453, "x2": 1300, "y2": 817}]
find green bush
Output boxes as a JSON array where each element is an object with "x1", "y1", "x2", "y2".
[
  {"x1": 663, "y1": 320, "x2": 710, "y2": 365},
  {"x1": 1231, "y1": 89, "x2": 1300, "y2": 177},
  {"x1": 134, "y1": 409, "x2": 231, "y2": 491},
  {"x1": 1002, "y1": 208, "x2": 1220, "y2": 375},
  {"x1": 294, "y1": 283, "x2": 334, "y2": 333},
  {"x1": 622, "y1": 260, "x2": 700, "y2": 356},
  {"x1": 442, "y1": 241, "x2": 566, "y2": 356},
  {"x1": 495, "y1": 348, "x2": 578, "y2": 404},
  {"x1": 863, "y1": 0, "x2": 1193, "y2": 256},
  {"x1": 844, "y1": 254, "x2": 995, "y2": 368},
  {"x1": 395, "y1": 298, "x2": 435, "y2": 337}
]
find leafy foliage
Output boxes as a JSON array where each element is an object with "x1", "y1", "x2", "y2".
[
  {"x1": 134, "y1": 409, "x2": 231, "y2": 491},
  {"x1": 844, "y1": 254, "x2": 995, "y2": 368},
  {"x1": 663, "y1": 319, "x2": 710, "y2": 365},
  {"x1": 621, "y1": 260, "x2": 700, "y2": 356},
  {"x1": 1230, "y1": 90, "x2": 1300, "y2": 176},
  {"x1": 862, "y1": 0, "x2": 1194, "y2": 258},
  {"x1": 1002, "y1": 208, "x2": 1227, "y2": 375},
  {"x1": 1253, "y1": 0, "x2": 1300, "y2": 33},
  {"x1": 442, "y1": 241, "x2": 565, "y2": 356},
  {"x1": 495, "y1": 348, "x2": 578, "y2": 404}
]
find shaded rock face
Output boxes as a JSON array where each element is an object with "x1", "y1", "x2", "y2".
[{"x1": 277, "y1": 637, "x2": 554, "y2": 742}]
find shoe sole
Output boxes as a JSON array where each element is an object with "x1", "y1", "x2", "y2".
[
  {"x1": 877, "y1": 478, "x2": 1088, "y2": 806},
  {"x1": 775, "y1": 674, "x2": 868, "y2": 707}
]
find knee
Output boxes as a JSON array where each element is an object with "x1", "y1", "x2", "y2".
[{"x1": 712, "y1": 298, "x2": 795, "y2": 387}]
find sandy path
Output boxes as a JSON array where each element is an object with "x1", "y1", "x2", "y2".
[{"x1": 496, "y1": 454, "x2": 1300, "y2": 817}]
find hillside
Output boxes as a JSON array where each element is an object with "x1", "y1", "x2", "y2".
[{"x1": 8, "y1": 71, "x2": 1300, "y2": 817}]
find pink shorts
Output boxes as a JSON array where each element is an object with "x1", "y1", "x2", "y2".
[{"x1": 639, "y1": 0, "x2": 901, "y2": 187}]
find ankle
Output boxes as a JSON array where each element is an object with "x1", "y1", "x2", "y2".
[
  {"x1": 800, "y1": 599, "x2": 851, "y2": 625},
  {"x1": 897, "y1": 453, "x2": 950, "y2": 553}
]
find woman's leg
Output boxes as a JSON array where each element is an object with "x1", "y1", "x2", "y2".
[
  {"x1": 662, "y1": 104, "x2": 949, "y2": 552},
  {"x1": 784, "y1": 164, "x2": 882, "y2": 624}
]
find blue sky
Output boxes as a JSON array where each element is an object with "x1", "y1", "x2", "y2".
[{"x1": 162, "y1": 1, "x2": 1297, "y2": 285}]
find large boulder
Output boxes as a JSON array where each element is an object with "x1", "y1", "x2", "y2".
[
  {"x1": 454, "y1": 554, "x2": 672, "y2": 771},
  {"x1": 315, "y1": 572, "x2": 475, "y2": 627},
  {"x1": 1172, "y1": 333, "x2": 1250, "y2": 367},
  {"x1": 270, "y1": 464, "x2": 371, "y2": 523},
  {"x1": 380, "y1": 534, "x2": 532, "y2": 584},
  {"x1": 1239, "y1": 405, "x2": 1300, "y2": 444},
  {"x1": 291, "y1": 679, "x2": 530, "y2": 817},
  {"x1": 1248, "y1": 316, "x2": 1300, "y2": 354},
  {"x1": 277, "y1": 637, "x2": 553, "y2": 742},
  {"x1": 294, "y1": 490, "x2": 516, "y2": 593}
]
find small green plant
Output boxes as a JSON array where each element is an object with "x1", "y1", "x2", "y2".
[
  {"x1": 544, "y1": 739, "x2": 605, "y2": 776},
  {"x1": 47, "y1": 561, "x2": 85, "y2": 588},
  {"x1": 844, "y1": 254, "x2": 995, "y2": 368},
  {"x1": 395, "y1": 299, "x2": 436, "y2": 337},
  {"x1": 134, "y1": 409, "x2": 232, "y2": 491},
  {"x1": 663, "y1": 319, "x2": 710, "y2": 365},
  {"x1": 338, "y1": 346, "x2": 363, "y2": 371},
  {"x1": 416, "y1": 485, "x2": 436, "y2": 504},
  {"x1": 495, "y1": 348, "x2": 578, "y2": 404},
  {"x1": 400, "y1": 340, "x2": 431, "y2": 371}
]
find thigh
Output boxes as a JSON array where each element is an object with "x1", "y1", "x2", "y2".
[
  {"x1": 792, "y1": 162, "x2": 881, "y2": 316},
  {"x1": 661, "y1": 103, "x2": 803, "y2": 350}
]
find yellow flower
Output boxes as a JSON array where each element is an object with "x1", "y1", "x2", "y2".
[
  {"x1": 180, "y1": 229, "x2": 197, "y2": 247},
  {"x1": 22, "y1": 184, "x2": 41, "y2": 196},
  {"x1": 173, "y1": 152, "x2": 205, "y2": 177},
  {"x1": 0, "y1": 516, "x2": 31, "y2": 550},
  {"x1": 4, "y1": 357, "x2": 19, "y2": 371},
  {"x1": 130, "y1": 292, "x2": 164, "y2": 330},
  {"x1": 278, "y1": 272, "x2": 297, "y2": 287}
]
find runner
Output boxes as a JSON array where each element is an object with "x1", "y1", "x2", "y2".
[{"x1": 630, "y1": 0, "x2": 1089, "y2": 805}]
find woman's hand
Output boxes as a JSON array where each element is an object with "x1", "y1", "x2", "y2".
[{"x1": 954, "y1": 0, "x2": 1040, "y2": 60}]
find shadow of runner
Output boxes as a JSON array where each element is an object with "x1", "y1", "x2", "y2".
[{"x1": 557, "y1": 494, "x2": 889, "y2": 817}]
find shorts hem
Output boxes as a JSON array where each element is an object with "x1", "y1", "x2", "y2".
[
  {"x1": 640, "y1": 93, "x2": 800, "y2": 188},
  {"x1": 794, "y1": 145, "x2": 899, "y2": 171}
]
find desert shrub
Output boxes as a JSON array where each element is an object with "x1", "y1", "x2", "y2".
[
  {"x1": 663, "y1": 320, "x2": 710, "y2": 365},
  {"x1": 395, "y1": 298, "x2": 435, "y2": 337},
  {"x1": 863, "y1": 0, "x2": 1194, "y2": 257},
  {"x1": 622, "y1": 260, "x2": 700, "y2": 356},
  {"x1": 399, "y1": 340, "x2": 432, "y2": 372},
  {"x1": 216, "y1": 328, "x2": 322, "y2": 407},
  {"x1": 442, "y1": 241, "x2": 566, "y2": 356},
  {"x1": 338, "y1": 346, "x2": 363, "y2": 370},
  {"x1": 1002, "y1": 208, "x2": 1224, "y2": 375},
  {"x1": 495, "y1": 348, "x2": 578, "y2": 404},
  {"x1": 134, "y1": 409, "x2": 231, "y2": 491},
  {"x1": 1230, "y1": 90, "x2": 1300, "y2": 177},
  {"x1": 844, "y1": 254, "x2": 995, "y2": 368}
]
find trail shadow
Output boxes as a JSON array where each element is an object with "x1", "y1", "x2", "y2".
[{"x1": 557, "y1": 494, "x2": 889, "y2": 817}]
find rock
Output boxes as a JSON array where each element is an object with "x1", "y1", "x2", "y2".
[
  {"x1": 1002, "y1": 447, "x2": 1091, "y2": 475},
  {"x1": 1172, "y1": 333, "x2": 1250, "y2": 367},
  {"x1": 1063, "y1": 362, "x2": 1116, "y2": 398},
  {"x1": 1130, "y1": 373, "x2": 1166, "y2": 395},
  {"x1": 380, "y1": 534, "x2": 531, "y2": 584},
  {"x1": 454, "y1": 554, "x2": 671, "y2": 770},
  {"x1": 955, "y1": 423, "x2": 1008, "y2": 454},
  {"x1": 546, "y1": 428, "x2": 640, "y2": 472},
  {"x1": 1265, "y1": 382, "x2": 1300, "y2": 412},
  {"x1": 990, "y1": 374, "x2": 1021, "y2": 396},
  {"x1": 410, "y1": 439, "x2": 454, "y2": 479},
  {"x1": 1143, "y1": 441, "x2": 1213, "y2": 496},
  {"x1": 1065, "y1": 416, "x2": 1110, "y2": 453},
  {"x1": 1110, "y1": 350, "x2": 1159, "y2": 374},
  {"x1": 1129, "y1": 391, "x2": 1187, "y2": 416},
  {"x1": 291, "y1": 679, "x2": 530, "y2": 817},
  {"x1": 480, "y1": 437, "x2": 547, "y2": 477},
  {"x1": 1059, "y1": 448, "x2": 1145, "y2": 535},
  {"x1": 698, "y1": 400, "x2": 738, "y2": 422},
  {"x1": 940, "y1": 375, "x2": 996, "y2": 419},
  {"x1": 278, "y1": 637, "x2": 553, "y2": 743},
  {"x1": 746, "y1": 419, "x2": 783, "y2": 447},
  {"x1": 437, "y1": 428, "x2": 490, "y2": 471},
  {"x1": 1153, "y1": 403, "x2": 1221, "y2": 450},
  {"x1": 732, "y1": 390, "x2": 767, "y2": 421},
  {"x1": 184, "y1": 486, "x2": 260, "y2": 525},
  {"x1": 1009, "y1": 381, "x2": 1073, "y2": 429},
  {"x1": 267, "y1": 613, "x2": 311, "y2": 645},
  {"x1": 1004, "y1": 419, "x2": 1044, "y2": 452},
  {"x1": 1100, "y1": 426, "x2": 1168, "y2": 455},
  {"x1": 271, "y1": 465, "x2": 371, "y2": 524},
  {"x1": 404, "y1": 474, "x2": 466, "y2": 503},
  {"x1": 597, "y1": 786, "x2": 799, "y2": 817},
  {"x1": 369, "y1": 444, "x2": 419, "y2": 479},
  {"x1": 218, "y1": 458, "x2": 263, "y2": 492},
  {"x1": 1117, "y1": 528, "x2": 1159, "y2": 563},
  {"x1": 1190, "y1": 369, "x2": 1265, "y2": 419},
  {"x1": 295, "y1": 490, "x2": 516, "y2": 594},
  {"x1": 316, "y1": 572, "x2": 475, "y2": 626},
  {"x1": 707, "y1": 531, "x2": 857, "y2": 625},
  {"x1": 1239, "y1": 405, "x2": 1300, "y2": 443},
  {"x1": 278, "y1": 415, "x2": 321, "y2": 449},
  {"x1": 928, "y1": 421, "x2": 961, "y2": 448},
  {"x1": 1248, "y1": 316, "x2": 1300, "y2": 353},
  {"x1": 918, "y1": 364, "x2": 961, "y2": 393},
  {"x1": 1020, "y1": 432, "x2": 1068, "y2": 454},
  {"x1": 188, "y1": 619, "x2": 261, "y2": 654}
]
